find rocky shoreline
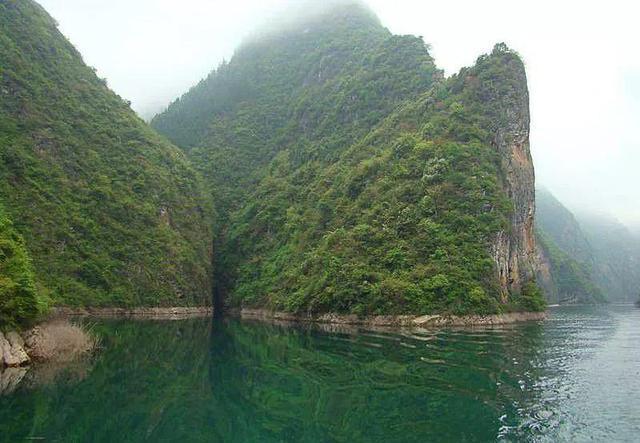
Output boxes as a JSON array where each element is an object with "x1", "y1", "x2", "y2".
[
  {"x1": 51, "y1": 306, "x2": 213, "y2": 320},
  {"x1": 1, "y1": 320, "x2": 96, "y2": 395},
  {"x1": 237, "y1": 309, "x2": 547, "y2": 328}
]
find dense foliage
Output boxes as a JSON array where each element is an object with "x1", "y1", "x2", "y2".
[
  {"x1": 0, "y1": 202, "x2": 47, "y2": 326},
  {"x1": 154, "y1": 4, "x2": 544, "y2": 315},
  {"x1": 0, "y1": 0, "x2": 213, "y2": 312},
  {"x1": 154, "y1": 4, "x2": 440, "y2": 221}
]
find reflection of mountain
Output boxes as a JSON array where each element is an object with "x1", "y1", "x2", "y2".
[
  {"x1": 207, "y1": 320, "x2": 547, "y2": 441},
  {"x1": 0, "y1": 318, "x2": 549, "y2": 441},
  {"x1": 0, "y1": 320, "x2": 214, "y2": 441}
]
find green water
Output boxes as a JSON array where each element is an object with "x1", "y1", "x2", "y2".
[{"x1": 1, "y1": 305, "x2": 639, "y2": 442}]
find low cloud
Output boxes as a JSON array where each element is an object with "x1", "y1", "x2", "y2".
[{"x1": 38, "y1": 0, "x2": 640, "y2": 226}]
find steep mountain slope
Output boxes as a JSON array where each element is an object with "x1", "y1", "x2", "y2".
[
  {"x1": 577, "y1": 213, "x2": 640, "y2": 302},
  {"x1": 154, "y1": 3, "x2": 543, "y2": 316},
  {"x1": 535, "y1": 189, "x2": 604, "y2": 303},
  {"x1": 229, "y1": 45, "x2": 541, "y2": 315},
  {"x1": 153, "y1": 4, "x2": 441, "y2": 219},
  {"x1": 0, "y1": 0, "x2": 213, "y2": 311},
  {"x1": 536, "y1": 188, "x2": 594, "y2": 265}
]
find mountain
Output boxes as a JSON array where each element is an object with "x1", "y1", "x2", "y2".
[
  {"x1": 0, "y1": 0, "x2": 213, "y2": 317},
  {"x1": 536, "y1": 189, "x2": 594, "y2": 265},
  {"x1": 534, "y1": 189, "x2": 604, "y2": 304},
  {"x1": 153, "y1": 3, "x2": 544, "y2": 316},
  {"x1": 577, "y1": 213, "x2": 640, "y2": 302},
  {"x1": 152, "y1": 3, "x2": 440, "y2": 220},
  {"x1": 535, "y1": 188, "x2": 639, "y2": 304}
]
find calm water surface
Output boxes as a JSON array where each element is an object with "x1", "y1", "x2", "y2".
[{"x1": 0, "y1": 305, "x2": 639, "y2": 442}]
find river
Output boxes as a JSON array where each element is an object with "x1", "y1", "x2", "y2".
[{"x1": 0, "y1": 305, "x2": 638, "y2": 442}]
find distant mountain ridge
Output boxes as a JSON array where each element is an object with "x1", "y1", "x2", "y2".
[
  {"x1": 536, "y1": 188, "x2": 639, "y2": 303},
  {"x1": 576, "y1": 212, "x2": 640, "y2": 302}
]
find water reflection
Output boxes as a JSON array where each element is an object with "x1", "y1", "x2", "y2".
[
  {"x1": 206, "y1": 319, "x2": 548, "y2": 442},
  {"x1": 0, "y1": 306, "x2": 638, "y2": 442}
]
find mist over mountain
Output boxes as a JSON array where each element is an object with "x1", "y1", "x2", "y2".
[
  {"x1": 36, "y1": 0, "x2": 640, "y2": 229},
  {"x1": 535, "y1": 189, "x2": 603, "y2": 304},
  {"x1": 575, "y1": 212, "x2": 640, "y2": 303},
  {"x1": 536, "y1": 188, "x2": 640, "y2": 303}
]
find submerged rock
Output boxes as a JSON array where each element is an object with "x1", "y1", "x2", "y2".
[{"x1": 0, "y1": 366, "x2": 28, "y2": 395}]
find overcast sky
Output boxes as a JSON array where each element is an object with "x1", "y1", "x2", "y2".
[{"x1": 37, "y1": 0, "x2": 640, "y2": 227}]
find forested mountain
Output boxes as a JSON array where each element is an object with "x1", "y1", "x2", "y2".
[
  {"x1": 534, "y1": 189, "x2": 604, "y2": 303},
  {"x1": 153, "y1": 4, "x2": 441, "y2": 220},
  {"x1": 154, "y1": 3, "x2": 544, "y2": 316},
  {"x1": 535, "y1": 188, "x2": 638, "y2": 303},
  {"x1": 577, "y1": 213, "x2": 640, "y2": 302},
  {"x1": 0, "y1": 0, "x2": 213, "y2": 318}
]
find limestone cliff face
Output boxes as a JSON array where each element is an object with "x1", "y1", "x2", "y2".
[
  {"x1": 486, "y1": 48, "x2": 537, "y2": 300},
  {"x1": 534, "y1": 244, "x2": 559, "y2": 304}
]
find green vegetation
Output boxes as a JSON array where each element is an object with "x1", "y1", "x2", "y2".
[
  {"x1": 0, "y1": 1, "x2": 545, "y2": 321},
  {"x1": 154, "y1": 4, "x2": 543, "y2": 316},
  {"x1": 0, "y1": 203, "x2": 48, "y2": 327},
  {"x1": 0, "y1": 0, "x2": 214, "y2": 317},
  {"x1": 536, "y1": 230, "x2": 604, "y2": 304},
  {"x1": 154, "y1": 4, "x2": 440, "y2": 221},
  {"x1": 535, "y1": 188, "x2": 616, "y2": 304}
]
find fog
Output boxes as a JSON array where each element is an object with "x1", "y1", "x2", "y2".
[{"x1": 37, "y1": 0, "x2": 640, "y2": 227}]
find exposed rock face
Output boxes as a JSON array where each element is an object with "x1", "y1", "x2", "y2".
[
  {"x1": 239, "y1": 308, "x2": 547, "y2": 328},
  {"x1": 1, "y1": 321, "x2": 94, "y2": 368},
  {"x1": 22, "y1": 321, "x2": 95, "y2": 363},
  {"x1": 489, "y1": 50, "x2": 537, "y2": 300},
  {"x1": 0, "y1": 331, "x2": 30, "y2": 367},
  {"x1": 0, "y1": 321, "x2": 95, "y2": 395},
  {"x1": 534, "y1": 245, "x2": 558, "y2": 304}
]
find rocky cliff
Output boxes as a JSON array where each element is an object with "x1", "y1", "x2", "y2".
[{"x1": 486, "y1": 46, "x2": 537, "y2": 301}]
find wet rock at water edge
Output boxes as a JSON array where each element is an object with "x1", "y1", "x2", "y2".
[{"x1": 0, "y1": 331, "x2": 30, "y2": 367}]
